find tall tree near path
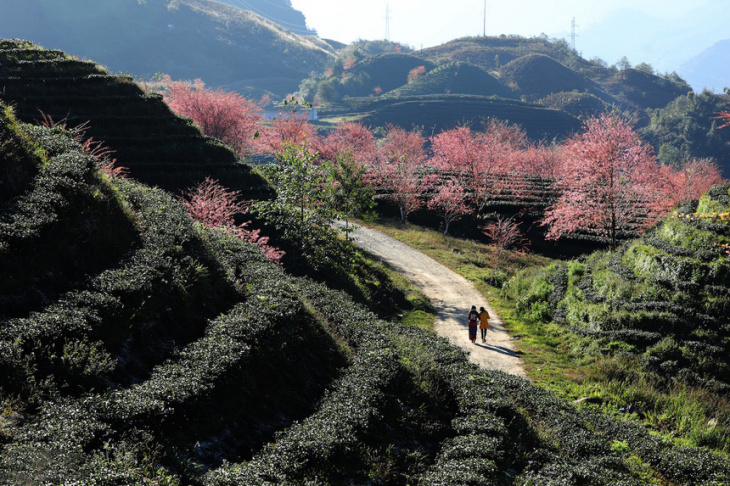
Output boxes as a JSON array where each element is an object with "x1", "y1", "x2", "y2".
[
  {"x1": 428, "y1": 181, "x2": 471, "y2": 235},
  {"x1": 542, "y1": 112, "x2": 669, "y2": 249},
  {"x1": 369, "y1": 125, "x2": 431, "y2": 223}
]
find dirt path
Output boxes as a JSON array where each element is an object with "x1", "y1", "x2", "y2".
[{"x1": 346, "y1": 224, "x2": 526, "y2": 378}]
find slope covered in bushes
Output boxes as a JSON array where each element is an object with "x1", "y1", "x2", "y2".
[
  {"x1": 1, "y1": 97, "x2": 729, "y2": 485},
  {"x1": 386, "y1": 61, "x2": 515, "y2": 99},
  {"x1": 0, "y1": 39, "x2": 269, "y2": 195},
  {"x1": 499, "y1": 54, "x2": 608, "y2": 103},
  {"x1": 506, "y1": 182, "x2": 730, "y2": 453}
]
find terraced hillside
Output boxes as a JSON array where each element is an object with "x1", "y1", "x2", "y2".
[
  {"x1": 508, "y1": 183, "x2": 730, "y2": 453},
  {"x1": 323, "y1": 94, "x2": 582, "y2": 141},
  {"x1": 499, "y1": 54, "x2": 612, "y2": 103},
  {"x1": 420, "y1": 36, "x2": 692, "y2": 113},
  {"x1": 0, "y1": 39, "x2": 268, "y2": 195},
  {"x1": 386, "y1": 61, "x2": 515, "y2": 99},
  {"x1": 2, "y1": 102, "x2": 730, "y2": 485}
]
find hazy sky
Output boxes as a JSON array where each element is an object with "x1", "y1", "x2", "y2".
[{"x1": 289, "y1": 0, "x2": 700, "y2": 49}]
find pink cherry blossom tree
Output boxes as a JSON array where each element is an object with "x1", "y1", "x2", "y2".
[
  {"x1": 182, "y1": 178, "x2": 284, "y2": 263},
  {"x1": 314, "y1": 122, "x2": 377, "y2": 168},
  {"x1": 160, "y1": 75, "x2": 261, "y2": 158},
  {"x1": 542, "y1": 112, "x2": 669, "y2": 249},
  {"x1": 669, "y1": 158, "x2": 725, "y2": 205},
  {"x1": 427, "y1": 180, "x2": 472, "y2": 235},
  {"x1": 255, "y1": 112, "x2": 317, "y2": 158},
  {"x1": 430, "y1": 122, "x2": 514, "y2": 212},
  {"x1": 369, "y1": 125, "x2": 432, "y2": 223}
]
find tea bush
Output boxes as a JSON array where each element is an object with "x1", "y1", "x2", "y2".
[{"x1": 506, "y1": 183, "x2": 730, "y2": 454}]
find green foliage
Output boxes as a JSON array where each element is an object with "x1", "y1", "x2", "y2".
[
  {"x1": 641, "y1": 90, "x2": 730, "y2": 173},
  {"x1": 505, "y1": 185, "x2": 730, "y2": 454},
  {"x1": 540, "y1": 91, "x2": 608, "y2": 119},
  {"x1": 328, "y1": 152, "x2": 376, "y2": 226},
  {"x1": 500, "y1": 53, "x2": 601, "y2": 102},
  {"x1": 386, "y1": 61, "x2": 514, "y2": 99},
  {"x1": 253, "y1": 144, "x2": 355, "y2": 275}
]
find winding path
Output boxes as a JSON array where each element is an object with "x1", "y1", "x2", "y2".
[{"x1": 347, "y1": 224, "x2": 526, "y2": 377}]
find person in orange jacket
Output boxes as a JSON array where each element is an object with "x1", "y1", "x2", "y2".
[{"x1": 479, "y1": 306, "x2": 490, "y2": 343}]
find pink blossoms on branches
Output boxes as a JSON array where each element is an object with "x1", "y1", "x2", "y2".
[
  {"x1": 161, "y1": 76, "x2": 262, "y2": 158},
  {"x1": 369, "y1": 126, "x2": 432, "y2": 223},
  {"x1": 182, "y1": 178, "x2": 284, "y2": 263},
  {"x1": 427, "y1": 181, "x2": 471, "y2": 235},
  {"x1": 430, "y1": 121, "x2": 520, "y2": 212},
  {"x1": 542, "y1": 112, "x2": 669, "y2": 249}
]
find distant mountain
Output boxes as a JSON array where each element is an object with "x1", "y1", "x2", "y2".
[
  {"x1": 575, "y1": 1, "x2": 729, "y2": 88},
  {"x1": 680, "y1": 39, "x2": 730, "y2": 92},
  {"x1": 214, "y1": 0, "x2": 314, "y2": 36},
  {"x1": 0, "y1": 0, "x2": 333, "y2": 98}
]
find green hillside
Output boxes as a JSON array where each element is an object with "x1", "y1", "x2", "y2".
[
  {"x1": 420, "y1": 35, "x2": 582, "y2": 73},
  {"x1": 499, "y1": 53, "x2": 610, "y2": 102},
  {"x1": 0, "y1": 0, "x2": 334, "y2": 98},
  {"x1": 299, "y1": 52, "x2": 436, "y2": 102},
  {"x1": 0, "y1": 39, "x2": 269, "y2": 195},
  {"x1": 420, "y1": 36, "x2": 692, "y2": 113},
  {"x1": 386, "y1": 61, "x2": 515, "y2": 99},
  {"x1": 641, "y1": 90, "x2": 730, "y2": 175},
  {"x1": 606, "y1": 68, "x2": 693, "y2": 110},
  {"x1": 507, "y1": 183, "x2": 730, "y2": 453},
  {"x1": 539, "y1": 91, "x2": 609, "y2": 118},
  {"x1": 322, "y1": 94, "x2": 582, "y2": 141}
]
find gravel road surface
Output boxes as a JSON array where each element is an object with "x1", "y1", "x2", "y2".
[{"x1": 347, "y1": 223, "x2": 526, "y2": 377}]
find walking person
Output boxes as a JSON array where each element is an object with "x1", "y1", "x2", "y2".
[
  {"x1": 479, "y1": 306, "x2": 490, "y2": 343},
  {"x1": 467, "y1": 305, "x2": 479, "y2": 344}
]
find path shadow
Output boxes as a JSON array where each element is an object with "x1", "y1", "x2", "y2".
[
  {"x1": 473, "y1": 342, "x2": 524, "y2": 358},
  {"x1": 441, "y1": 303, "x2": 471, "y2": 324}
]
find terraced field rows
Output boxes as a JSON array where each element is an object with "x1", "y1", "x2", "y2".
[{"x1": 0, "y1": 39, "x2": 268, "y2": 195}]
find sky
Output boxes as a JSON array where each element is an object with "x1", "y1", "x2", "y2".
[{"x1": 288, "y1": 0, "x2": 700, "y2": 50}]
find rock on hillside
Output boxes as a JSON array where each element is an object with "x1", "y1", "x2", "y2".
[{"x1": 0, "y1": 0, "x2": 334, "y2": 98}]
